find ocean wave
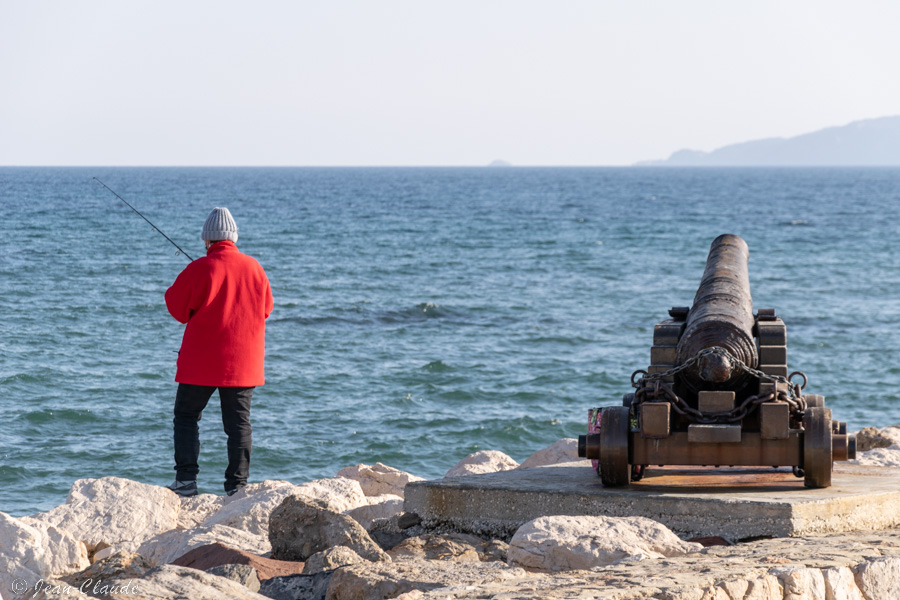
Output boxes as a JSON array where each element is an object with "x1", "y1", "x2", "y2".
[
  {"x1": 0, "y1": 370, "x2": 55, "y2": 385},
  {"x1": 271, "y1": 302, "x2": 461, "y2": 328},
  {"x1": 421, "y1": 360, "x2": 452, "y2": 372},
  {"x1": 376, "y1": 302, "x2": 453, "y2": 323},
  {"x1": 19, "y1": 408, "x2": 96, "y2": 425}
]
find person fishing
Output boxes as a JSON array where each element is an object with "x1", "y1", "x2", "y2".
[{"x1": 163, "y1": 207, "x2": 273, "y2": 497}]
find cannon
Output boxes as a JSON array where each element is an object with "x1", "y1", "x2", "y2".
[{"x1": 577, "y1": 234, "x2": 856, "y2": 488}]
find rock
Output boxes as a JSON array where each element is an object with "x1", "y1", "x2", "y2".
[
  {"x1": 853, "y1": 445, "x2": 900, "y2": 467},
  {"x1": 855, "y1": 426, "x2": 900, "y2": 452},
  {"x1": 368, "y1": 518, "x2": 408, "y2": 553},
  {"x1": 27, "y1": 477, "x2": 180, "y2": 551},
  {"x1": 742, "y1": 575, "x2": 783, "y2": 600},
  {"x1": 397, "y1": 513, "x2": 422, "y2": 530},
  {"x1": 199, "y1": 481, "x2": 310, "y2": 538},
  {"x1": 852, "y1": 427, "x2": 900, "y2": 466},
  {"x1": 444, "y1": 450, "x2": 519, "y2": 478},
  {"x1": 18, "y1": 517, "x2": 91, "y2": 577},
  {"x1": 507, "y1": 515, "x2": 703, "y2": 572},
  {"x1": 324, "y1": 559, "x2": 526, "y2": 600},
  {"x1": 770, "y1": 565, "x2": 826, "y2": 599},
  {"x1": 0, "y1": 511, "x2": 89, "y2": 587},
  {"x1": 518, "y1": 439, "x2": 579, "y2": 469},
  {"x1": 206, "y1": 564, "x2": 261, "y2": 592},
  {"x1": 302, "y1": 546, "x2": 365, "y2": 574},
  {"x1": 823, "y1": 566, "x2": 866, "y2": 600},
  {"x1": 294, "y1": 477, "x2": 369, "y2": 512},
  {"x1": 137, "y1": 524, "x2": 270, "y2": 567},
  {"x1": 345, "y1": 495, "x2": 404, "y2": 529},
  {"x1": 388, "y1": 533, "x2": 506, "y2": 563},
  {"x1": 202, "y1": 479, "x2": 367, "y2": 539},
  {"x1": 854, "y1": 556, "x2": 900, "y2": 599},
  {"x1": 268, "y1": 496, "x2": 389, "y2": 563},
  {"x1": 92, "y1": 545, "x2": 123, "y2": 562},
  {"x1": 61, "y1": 551, "x2": 151, "y2": 590},
  {"x1": 399, "y1": 529, "x2": 900, "y2": 599},
  {"x1": 177, "y1": 494, "x2": 225, "y2": 530},
  {"x1": 170, "y1": 542, "x2": 305, "y2": 581},
  {"x1": 336, "y1": 463, "x2": 424, "y2": 498},
  {"x1": 258, "y1": 572, "x2": 332, "y2": 600},
  {"x1": 482, "y1": 540, "x2": 509, "y2": 563},
  {"x1": 102, "y1": 564, "x2": 269, "y2": 599}
]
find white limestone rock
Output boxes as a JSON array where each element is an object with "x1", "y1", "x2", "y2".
[
  {"x1": 201, "y1": 478, "x2": 367, "y2": 538},
  {"x1": 507, "y1": 515, "x2": 702, "y2": 572},
  {"x1": 850, "y1": 426, "x2": 900, "y2": 467},
  {"x1": 294, "y1": 476, "x2": 369, "y2": 512},
  {"x1": 853, "y1": 445, "x2": 900, "y2": 467},
  {"x1": 854, "y1": 556, "x2": 900, "y2": 599},
  {"x1": 325, "y1": 559, "x2": 526, "y2": 600},
  {"x1": 18, "y1": 517, "x2": 90, "y2": 578},
  {"x1": 444, "y1": 450, "x2": 519, "y2": 478},
  {"x1": 823, "y1": 566, "x2": 866, "y2": 600},
  {"x1": 336, "y1": 463, "x2": 424, "y2": 498},
  {"x1": 27, "y1": 477, "x2": 180, "y2": 551},
  {"x1": 103, "y1": 564, "x2": 270, "y2": 599},
  {"x1": 177, "y1": 494, "x2": 224, "y2": 530},
  {"x1": 518, "y1": 439, "x2": 580, "y2": 469},
  {"x1": 200, "y1": 480, "x2": 305, "y2": 538},
  {"x1": 345, "y1": 494, "x2": 404, "y2": 530},
  {"x1": 136, "y1": 524, "x2": 270, "y2": 567},
  {"x1": 1, "y1": 512, "x2": 90, "y2": 598},
  {"x1": 743, "y1": 575, "x2": 784, "y2": 600},
  {"x1": 770, "y1": 565, "x2": 826, "y2": 599}
]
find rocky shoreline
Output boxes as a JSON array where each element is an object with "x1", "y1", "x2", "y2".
[{"x1": 2, "y1": 426, "x2": 899, "y2": 600}]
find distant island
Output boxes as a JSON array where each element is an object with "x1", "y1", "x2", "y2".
[
  {"x1": 488, "y1": 159, "x2": 512, "y2": 167},
  {"x1": 636, "y1": 116, "x2": 900, "y2": 166}
]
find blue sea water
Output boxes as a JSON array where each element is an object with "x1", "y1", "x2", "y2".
[{"x1": 1, "y1": 166, "x2": 899, "y2": 517}]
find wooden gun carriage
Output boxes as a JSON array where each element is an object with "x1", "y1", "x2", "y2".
[{"x1": 577, "y1": 234, "x2": 856, "y2": 488}]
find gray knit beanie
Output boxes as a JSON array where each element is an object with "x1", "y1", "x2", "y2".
[{"x1": 201, "y1": 207, "x2": 238, "y2": 242}]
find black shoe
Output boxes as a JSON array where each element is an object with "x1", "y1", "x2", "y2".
[
  {"x1": 225, "y1": 483, "x2": 246, "y2": 496},
  {"x1": 166, "y1": 480, "x2": 198, "y2": 497}
]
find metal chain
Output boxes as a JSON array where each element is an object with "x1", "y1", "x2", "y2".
[{"x1": 631, "y1": 346, "x2": 808, "y2": 424}]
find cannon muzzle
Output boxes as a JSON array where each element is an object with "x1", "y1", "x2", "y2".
[{"x1": 675, "y1": 234, "x2": 758, "y2": 393}]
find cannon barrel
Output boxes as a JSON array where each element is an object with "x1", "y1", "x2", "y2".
[{"x1": 675, "y1": 234, "x2": 758, "y2": 394}]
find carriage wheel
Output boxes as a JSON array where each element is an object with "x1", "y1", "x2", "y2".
[
  {"x1": 803, "y1": 407, "x2": 833, "y2": 488},
  {"x1": 599, "y1": 406, "x2": 631, "y2": 487}
]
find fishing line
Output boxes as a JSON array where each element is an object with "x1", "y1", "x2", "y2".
[{"x1": 93, "y1": 177, "x2": 194, "y2": 261}]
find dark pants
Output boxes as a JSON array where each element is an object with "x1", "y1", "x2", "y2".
[{"x1": 173, "y1": 383, "x2": 253, "y2": 492}]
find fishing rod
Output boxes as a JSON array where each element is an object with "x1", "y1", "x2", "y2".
[{"x1": 93, "y1": 177, "x2": 194, "y2": 261}]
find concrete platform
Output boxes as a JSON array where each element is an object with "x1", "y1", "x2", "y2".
[{"x1": 404, "y1": 461, "x2": 900, "y2": 540}]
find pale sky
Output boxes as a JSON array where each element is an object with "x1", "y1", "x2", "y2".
[{"x1": 2, "y1": 1, "x2": 898, "y2": 166}]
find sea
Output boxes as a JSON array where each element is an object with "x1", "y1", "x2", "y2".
[{"x1": 2, "y1": 166, "x2": 899, "y2": 517}]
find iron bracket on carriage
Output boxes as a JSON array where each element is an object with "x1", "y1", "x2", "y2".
[{"x1": 577, "y1": 234, "x2": 857, "y2": 488}]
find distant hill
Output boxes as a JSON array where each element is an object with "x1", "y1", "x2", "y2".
[{"x1": 636, "y1": 116, "x2": 900, "y2": 166}]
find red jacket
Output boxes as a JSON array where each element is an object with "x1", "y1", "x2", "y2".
[{"x1": 165, "y1": 241, "x2": 273, "y2": 387}]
